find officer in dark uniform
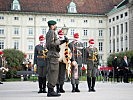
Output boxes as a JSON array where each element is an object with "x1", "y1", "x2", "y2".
[
  {"x1": 68, "y1": 33, "x2": 83, "y2": 92},
  {"x1": 46, "y1": 20, "x2": 68, "y2": 97},
  {"x1": 34, "y1": 35, "x2": 47, "y2": 93},
  {"x1": 85, "y1": 39, "x2": 99, "y2": 92}
]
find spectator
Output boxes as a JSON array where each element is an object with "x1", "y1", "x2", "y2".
[{"x1": 120, "y1": 56, "x2": 130, "y2": 83}]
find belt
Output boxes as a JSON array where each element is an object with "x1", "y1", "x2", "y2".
[
  {"x1": 37, "y1": 56, "x2": 46, "y2": 59},
  {"x1": 74, "y1": 54, "x2": 82, "y2": 56},
  {"x1": 88, "y1": 58, "x2": 96, "y2": 61}
]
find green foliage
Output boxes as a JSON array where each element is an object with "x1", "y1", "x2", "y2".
[
  {"x1": 107, "y1": 50, "x2": 133, "y2": 66},
  {"x1": 3, "y1": 49, "x2": 25, "y2": 78}
]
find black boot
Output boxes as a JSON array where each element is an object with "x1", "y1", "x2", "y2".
[
  {"x1": 56, "y1": 84, "x2": 60, "y2": 93},
  {"x1": 75, "y1": 84, "x2": 80, "y2": 92},
  {"x1": 42, "y1": 77, "x2": 47, "y2": 93},
  {"x1": 47, "y1": 88, "x2": 61, "y2": 97},
  {"x1": 72, "y1": 84, "x2": 75, "y2": 92},
  {"x1": 38, "y1": 77, "x2": 43, "y2": 93},
  {"x1": 87, "y1": 77, "x2": 91, "y2": 92},
  {"x1": 0, "y1": 82, "x2": 3, "y2": 84},
  {"x1": 60, "y1": 84, "x2": 65, "y2": 93},
  {"x1": 91, "y1": 77, "x2": 96, "y2": 92}
]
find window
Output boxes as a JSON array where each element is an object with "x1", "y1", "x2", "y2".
[
  {"x1": 121, "y1": 37, "x2": 123, "y2": 51},
  {"x1": 109, "y1": 19, "x2": 111, "y2": 23},
  {"x1": 14, "y1": 27, "x2": 19, "y2": 35},
  {"x1": 83, "y1": 29, "x2": 88, "y2": 36},
  {"x1": 125, "y1": 22, "x2": 128, "y2": 33},
  {"x1": 125, "y1": 12, "x2": 128, "y2": 17},
  {"x1": 117, "y1": 38, "x2": 119, "y2": 52},
  {"x1": 57, "y1": 19, "x2": 61, "y2": 22},
  {"x1": 28, "y1": 41, "x2": 34, "y2": 51},
  {"x1": 0, "y1": 28, "x2": 4, "y2": 35},
  {"x1": 29, "y1": 17, "x2": 33, "y2": 21},
  {"x1": 113, "y1": 26, "x2": 115, "y2": 36},
  {"x1": 99, "y1": 30, "x2": 103, "y2": 37},
  {"x1": 121, "y1": 24, "x2": 123, "y2": 34},
  {"x1": 99, "y1": 20, "x2": 103, "y2": 23},
  {"x1": 70, "y1": 8, "x2": 74, "y2": 12},
  {"x1": 14, "y1": 17, "x2": 19, "y2": 20},
  {"x1": 13, "y1": 40, "x2": 19, "y2": 49},
  {"x1": 67, "y1": 2, "x2": 77, "y2": 13},
  {"x1": 109, "y1": 40, "x2": 111, "y2": 53},
  {"x1": 0, "y1": 40, "x2": 4, "y2": 49},
  {"x1": 113, "y1": 39, "x2": 115, "y2": 52},
  {"x1": 11, "y1": 0, "x2": 21, "y2": 11},
  {"x1": 42, "y1": 18, "x2": 46, "y2": 21},
  {"x1": 84, "y1": 20, "x2": 88, "y2": 23},
  {"x1": 41, "y1": 28, "x2": 46, "y2": 35},
  {"x1": 14, "y1": 5, "x2": 19, "y2": 10},
  {"x1": 117, "y1": 25, "x2": 119, "y2": 35},
  {"x1": 125, "y1": 36, "x2": 128, "y2": 50},
  {"x1": 99, "y1": 42, "x2": 103, "y2": 51},
  {"x1": 70, "y1": 29, "x2": 75, "y2": 36},
  {"x1": 71, "y1": 19, "x2": 75, "y2": 22},
  {"x1": 113, "y1": 17, "x2": 115, "y2": 21},
  {"x1": 28, "y1": 54, "x2": 33, "y2": 59},
  {"x1": 116, "y1": 16, "x2": 119, "y2": 20},
  {"x1": 109, "y1": 28, "x2": 111, "y2": 37},
  {"x1": 28, "y1": 28, "x2": 33, "y2": 35},
  {"x1": 120, "y1": 14, "x2": 123, "y2": 18},
  {"x1": 0, "y1": 16, "x2": 4, "y2": 20}
]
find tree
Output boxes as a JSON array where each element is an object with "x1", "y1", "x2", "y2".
[
  {"x1": 3, "y1": 49, "x2": 25, "y2": 78},
  {"x1": 107, "y1": 50, "x2": 133, "y2": 68}
]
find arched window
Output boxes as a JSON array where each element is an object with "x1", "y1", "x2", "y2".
[
  {"x1": 11, "y1": 0, "x2": 21, "y2": 10},
  {"x1": 67, "y1": 1, "x2": 77, "y2": 13}
]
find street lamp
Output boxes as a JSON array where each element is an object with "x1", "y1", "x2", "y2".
[{"x1": 61, "y1": 24, "x2": 69, "y2": 35}]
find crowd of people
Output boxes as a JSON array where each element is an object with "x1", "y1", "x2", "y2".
[
  {"x1": 112, "y1": 55, "x2": 132, "y2": 83},
  {"x1": 33, "y1": 20, "x2": 133, "y2": 97},
  {"x1": 33, "y1": 20, "x2": 99, "y2": 97},
  {"x1": 99, "y1": 55, "x2": 133, "y2": 83}
]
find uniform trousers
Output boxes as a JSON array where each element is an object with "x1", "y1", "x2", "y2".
[
  {"x1": 57, "y1": 62, "x2": 66, "y2": 85},
  {"x1": 47, "y1": 58, "x2": 59, "y2": 88}
]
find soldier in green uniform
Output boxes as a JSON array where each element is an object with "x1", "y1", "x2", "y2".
[
  {"x1": 34, "y1": 35, "x2": 47, "y2": 93},
  {"x1": 46, "y1": 20, "x2": 68, "y2": 97},
  {"x1": 85, "y1": 39, "x2": 99, "y2": 92}
]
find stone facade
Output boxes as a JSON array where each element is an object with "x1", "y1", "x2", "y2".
[{"x1": 129, "y1": 0, "x2": 133, "y2": 50}]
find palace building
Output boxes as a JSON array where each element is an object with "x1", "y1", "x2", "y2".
[{"x1": 0, "y1": 0, "x2": 132, "y2": 65}]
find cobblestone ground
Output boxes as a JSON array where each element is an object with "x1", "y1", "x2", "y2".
[{"x1": 0, "y1": 81, "x2": 133, "y2": 100}]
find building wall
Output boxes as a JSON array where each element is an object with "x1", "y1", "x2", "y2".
[
  {"x1": 107, "y1": 6, "x2": 129, "y2": 54},
  {"x1": 0, "y1": 12, "x2": 107, "y2": 64},
  {"x1": 129, "y1": 1, "x2": 133, "y2": 50}
]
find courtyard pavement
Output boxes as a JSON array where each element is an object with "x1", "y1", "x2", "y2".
[{"x1": 0, "y1": 81, "x2": 133, "y2": 100}]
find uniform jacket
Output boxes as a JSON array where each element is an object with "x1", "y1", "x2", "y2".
[
  {"x1": 34, "y1": 44, "x2": 47, "y2": 67},
  {"x1": 85, "y1": 46, "x2": 99, "y2": 66},
  {"x1": 46, "y1": 29, "x2": 60, "y2": 58},
  {"x1": 68, "y1": 40, "x2": 83, "y2": 65}
]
